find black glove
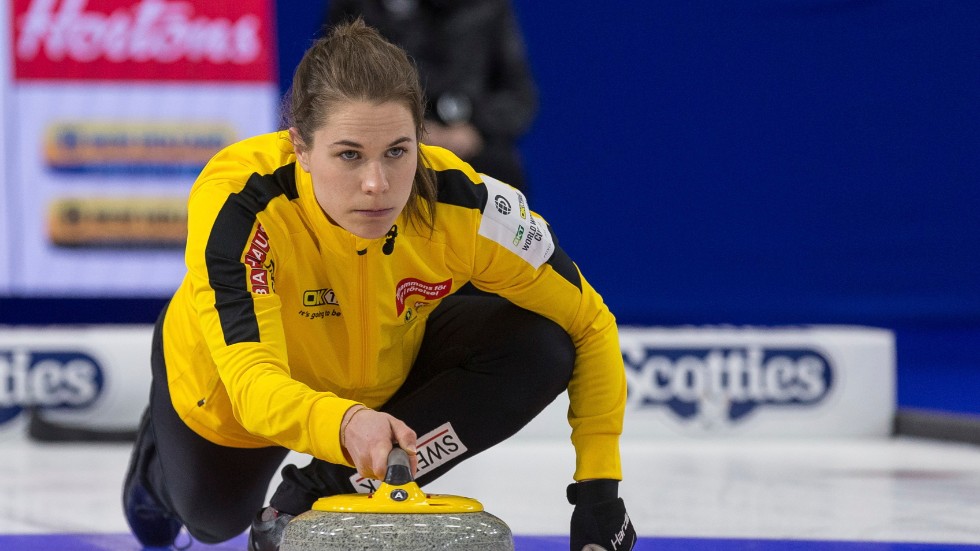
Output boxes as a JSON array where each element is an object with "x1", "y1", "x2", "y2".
[{"x1": 567, "y1": 480, "x2": 637, "y2": 551}]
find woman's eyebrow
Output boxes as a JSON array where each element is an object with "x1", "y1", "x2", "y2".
[
  {"x1": 331, "y1": 139, "x2": 362, "y2": 148},
  {"x1": 330, "y1": 136, "x2": 412, "y2": 148}
]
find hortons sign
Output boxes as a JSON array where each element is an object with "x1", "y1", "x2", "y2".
[{"x1": 11, "y1": 0, "x2": 276, "y2": 82}]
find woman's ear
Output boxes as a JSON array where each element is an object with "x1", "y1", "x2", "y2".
[{"x1": 289, "y1": 127, "x2": 310, "y2": 172}]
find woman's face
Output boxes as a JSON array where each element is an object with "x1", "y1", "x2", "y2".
[{"x1": 292, "y1": 100, "x2": 418, "y2": 240}]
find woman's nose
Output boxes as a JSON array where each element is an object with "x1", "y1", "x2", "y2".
[{"x1": 362, "y1": 162, "x2": 389, "y2": 194}]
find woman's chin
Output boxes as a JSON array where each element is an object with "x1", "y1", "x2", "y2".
[{"x1": 345, "y1": 218, "x2": 394, "y2": 240}]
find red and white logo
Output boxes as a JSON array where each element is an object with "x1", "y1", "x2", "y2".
[
  {"x1": 11, "y1": 0, "x2": 276, "y2": 82},
  {"x1": 244, "y1": 224, "x2": 272, "y2": 294},
  {"x1": 394, "y1": 277, "x2": 452, "y2": 316}
]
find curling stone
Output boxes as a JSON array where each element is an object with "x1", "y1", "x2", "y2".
[{"x1": 280, "y1": 448, "x2": 514, "y2": 550}]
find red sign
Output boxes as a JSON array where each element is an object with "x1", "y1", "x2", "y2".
[
  {"x1": 10, "y1": 0, "x2": 277, "y2": 82},
  {"x1": 394, "y1": 277, "x2": 452, "y2": 316}
]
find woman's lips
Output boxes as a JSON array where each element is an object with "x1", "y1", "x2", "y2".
[{"x1": 355, "y1": 208, "x2": 393, "y2": 218}]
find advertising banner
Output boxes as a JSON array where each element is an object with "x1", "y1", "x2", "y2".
[
  {"x1": 617, "y1": 326, "x2": 895, "y2": 438},
  {"x1": 0, "y1": 325, "x2": 153, "y2": 440},
  {"x1": 518, "y1": 325, "x2": 896, "y2": 440},
  {"x1": 6, "y1": 0, "x2": 280, "y2": 296},
  {"x1": 0, "y1": 325, "x2": 895, "y2": 442}
]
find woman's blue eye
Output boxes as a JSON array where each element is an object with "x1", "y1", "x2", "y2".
[
  {"x1": 340, "y1": 151, "x2": 358, "y2": 160},
  {"x1": 387, "y1": 147, "x2": 407, "y2": 158}
]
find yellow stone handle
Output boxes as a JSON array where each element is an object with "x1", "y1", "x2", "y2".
[{"x1": 311, "y1": 447, "x2": 485, "y2": 513}]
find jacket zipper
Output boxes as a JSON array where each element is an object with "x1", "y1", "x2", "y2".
[{"x1": 356, "y1": 240, "x2": 369, "y2": 389}]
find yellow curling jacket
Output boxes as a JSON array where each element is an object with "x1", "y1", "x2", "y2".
[{"x1": 162, "y1": 131, "x2": 626, "y2": 481}]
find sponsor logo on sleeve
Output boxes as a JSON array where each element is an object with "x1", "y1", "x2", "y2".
[
  {"x1": 623, "y1": 346, "x2": 834, "y2": 428},
  {"x1": 478, "y1": 175, "x2": 554, "y2": 269},
  {"x1": 243, "y1": 224, "x2": 274, "y2": 294},
  {"x1": 493, "y1": 195, "x2": 511, "y2": 215},
  {"x1": 0, "y1": 348, "x2": 104, "y2": 425},
  {"x1": 349, "y1": 421, "x2": 468, "y2": 493},
  {"x1": 394, "y1": 277, "x2": 452, "y2": 316}
]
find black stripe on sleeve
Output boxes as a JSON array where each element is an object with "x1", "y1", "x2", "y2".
[
  {"x1": 273, "y1": 162, "x2": 300, "y2": 201},
  {"x1": 435, "y1": 169, "x2": 488, "y2": 211},
  {"x1": 546, "y1": 225, "x2": 582, "y2": 292},
  {"x1": 547, "y1": 245, "x2": 582, "y2": 292},
  {"x1": 204, "y1": 164, "x2": 297, "y2": 345}
]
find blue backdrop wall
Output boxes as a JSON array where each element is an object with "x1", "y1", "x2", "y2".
[
  {"x1": 277, "y1": 1, "x2": 980, "y2": 412},
  {"x1": 4, "y1": 1, "x2": 978, "y2": 414},
  {"x1": 277, "y1": 1, "x2": 979, "y2": 326}
]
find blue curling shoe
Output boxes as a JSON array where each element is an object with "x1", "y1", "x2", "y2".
[
  {"x1": 122, "y1": 410, "x2": 183, "y2": 548},
  {"x1": 123, "y1": 472, "x2": 183, "y2": 548}
]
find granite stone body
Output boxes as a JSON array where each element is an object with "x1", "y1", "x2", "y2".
[{"x1": 280, "y1": 509, "x2": 515, "y2": 550}]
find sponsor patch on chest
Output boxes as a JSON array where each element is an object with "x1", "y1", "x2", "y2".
[{"x1": 394, "y1": 277, "x2": 452, "y2": 316}]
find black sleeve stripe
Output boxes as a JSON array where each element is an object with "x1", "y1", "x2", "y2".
[
  {"x1": 435, "y1": 169, "x2": 488, "y2": 212},
  {"x1": 545, "y1": 224, "x2": 582, "y2": 292},
  {"x1": 205, "y1": 200, "x2": 260, "y2": 345},
  {"x1": 547, "y1": 244, "x2": 582, "y2": 292},
  {"x1": 273, "y1": 162, "x2": 300, "y2": 200},
  {"x1": 204, "y1": 163, "x2": 298, "y2": 345}
]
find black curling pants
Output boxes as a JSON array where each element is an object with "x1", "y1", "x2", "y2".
[{"x1": 131, "y1": 294, "x2": 575, "y2": 544}]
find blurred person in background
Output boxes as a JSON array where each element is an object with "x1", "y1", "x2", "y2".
[
  {"x1": 326, "y1": 0, "x2": 538, "y2": 196},
  {"x1": 121, "y1": 19, "x2": 634, "y2": 551}
]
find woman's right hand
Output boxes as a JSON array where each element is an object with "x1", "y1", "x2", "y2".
[{"x1": 340, "y1": 406, "x2": 418, "y2": 481}]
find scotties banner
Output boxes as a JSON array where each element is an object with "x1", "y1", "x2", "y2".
[
  {"x1": 503, "y1": 325, "x2": 892, "y2": 440},
  {"x1": 0, "y1": 324, "x2": 894, "y2": 440}
]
